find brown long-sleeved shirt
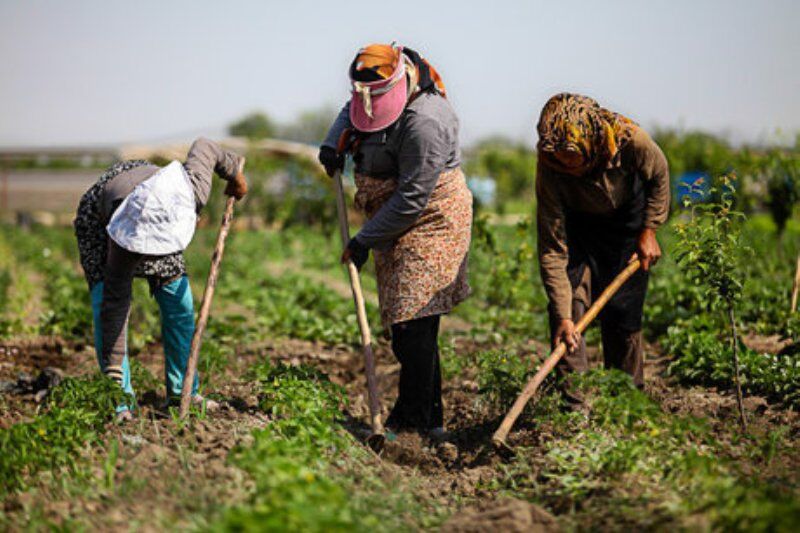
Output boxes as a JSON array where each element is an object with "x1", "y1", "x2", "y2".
[{"x1": 536, "y1": 127, "x2": 670, "y2": 320}]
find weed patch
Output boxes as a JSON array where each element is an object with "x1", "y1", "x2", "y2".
[
  {"x1": 211, "y1": 361, "x2": 434, "y2": 532},
  {"x1": 665, "y1": 320, "x2": 800, "y2": 407},
  {"x1": 0, "y1": 374, "x2": 128, "y2": 496},
  {"x1": 494, "y1": 369, "x2": 800, "y2": 530}
]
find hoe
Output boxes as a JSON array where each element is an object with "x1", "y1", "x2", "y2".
[
  {"x1": 332, "y1": 130, "x2": 385, "y2": 451},
  {"x1": 492, "y1": 259, "x2": 642, "y2": 452},
  {"x1": 332, "y1": 164, "x2": 385, "y2": 452},
  {"x1": 179, "y1": 194, "x2": 238, "y2": 419}
]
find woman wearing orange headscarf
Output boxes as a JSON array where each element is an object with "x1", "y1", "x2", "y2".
[
  {"x1": 319, "y1": 44, "x2": 472, "y2": 437},
  {"x1": 535, "y1": 93, "x2": 670, "y2": 402}
]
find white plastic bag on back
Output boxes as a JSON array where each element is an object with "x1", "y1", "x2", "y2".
[{"x1": 107, "y1": 161, "x2": 197, "y2": 255}]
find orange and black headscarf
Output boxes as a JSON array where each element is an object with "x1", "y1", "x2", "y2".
[
  {"x1": 537, "y1": 93, "x2": 637, "y2": 175},
  {"x1": 350, "y1": 43, "x2": 447, "y2": 98}
]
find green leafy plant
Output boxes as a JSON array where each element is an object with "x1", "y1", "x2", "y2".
[
  {"x1": 674, "y1": 176, "x2": 750, "y2": 428},
  {"x1": 462, "y1": 215, "x2": 549, "y2": 341},
  {"x1": 665, "y1": 320, "x2": 800, "y2": 407},
  {"x1": 476, "y1": 349, "x2": 535, "y2": 411},
  {"x1": 3, "y1": 185, "x2": 800, "y2": 532},
  {"x1": 494, "y1": 369, "x2": 800, "y2": 530},
  {"x1": 213, "y1": 361, "x2": 431, "y2": 531},
  {"x1": 0, "y1": 374, "x2": 129, "y2": 495}
]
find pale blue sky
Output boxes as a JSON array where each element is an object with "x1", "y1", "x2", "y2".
[{"x1": 1, "y1": 0, "x2": 798, "y2": 147}]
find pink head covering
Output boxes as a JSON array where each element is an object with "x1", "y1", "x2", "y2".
[{"x1": 349, "y1": 46, "x2": 408, "y2": 133}]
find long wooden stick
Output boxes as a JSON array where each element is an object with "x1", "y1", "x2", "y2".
[
  {"x1": 179, "y1": 196, "x2": 236, "y2": 418},
  {"x1": 492, "y1": 259, "x2": 642, "y2": 448},
  {"x1": 332, "y1": 169, "x2": 384, "y2": 444},
  {"x1": 791, "y1": 255, "x2": 800, "y2": 312}
]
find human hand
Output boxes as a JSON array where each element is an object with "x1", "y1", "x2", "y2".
[
  {"x1": 341, "y1": 237, "x2": 369, "y2": 270},
  {"x1": 633, "y1": 228, "x2": 661, "y2": 271},
  {"x1": 554, "y1": 319, "x2": 581, "y2": 353},
  {"x1": 318, "y1": 146, "x2": 344, "y2": 178},
  {"x1": 224, "y1": 173, "x2": 248, "y2": 199}
]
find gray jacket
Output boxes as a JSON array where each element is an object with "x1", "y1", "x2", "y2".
[{"x1": 323, "y1": 92, "x2": 461, "y2": 250}]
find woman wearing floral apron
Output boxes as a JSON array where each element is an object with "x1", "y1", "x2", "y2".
[{"x1": 319, "y1": 43, "x2": 472, "y2": 437}]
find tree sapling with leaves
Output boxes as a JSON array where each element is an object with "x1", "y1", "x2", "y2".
[{"x1": 675, "y1": 175, "x2": 749, "y2": 429}]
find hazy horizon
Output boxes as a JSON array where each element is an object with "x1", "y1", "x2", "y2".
[{"x1": 1, "y1": 0, "x2": 798, "y2": 148}]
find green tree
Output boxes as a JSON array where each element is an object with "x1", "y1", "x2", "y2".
[
  {"x1": 464, "y1": 137, "x2": 537, "y2": 212},
  {"x1": 653, "y1": 129, "x2": 735, "y2": 179},
  {"x1": 229, "y1": 112, "x2": 276, "y2": 140},
  {"x1": 675, "y1": 176, "x2": 749, "y2": 429},
  {"x1": 764, "y1": 150, "x2": 800, "y2": 241},
  {"x1": 279, "y1": 105, "x2": 338, "y2": 145}
]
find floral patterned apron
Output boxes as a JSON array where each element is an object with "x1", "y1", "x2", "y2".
[{"x1": 354, "y1": 167, "x2": 472, "y2": 327}]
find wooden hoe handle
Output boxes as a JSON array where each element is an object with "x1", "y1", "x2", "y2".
[
  {"x1": 333, "y1": 169, "x2": 384, "y2": 439},
  {"x1": 492, "y1": 259, "x2": 642, "y2": 447},
  {"x1": 179, "y1": 196, "x2": 236, "y2": 419}
]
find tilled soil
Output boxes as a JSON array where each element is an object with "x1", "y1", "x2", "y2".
[
  {"x1": 1, "y1": 332, "x2": 798, "y2": 531},
  {"x1": 0, "y1": 338, "x2": 82, "y2": 427}
]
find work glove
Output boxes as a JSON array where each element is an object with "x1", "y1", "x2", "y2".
[
  {"x1": 318, "y1": 145, "x2": 344, "y2": 178},
  {"x1": 341, "y1": 237, "x2": 370, "y2": 270}
]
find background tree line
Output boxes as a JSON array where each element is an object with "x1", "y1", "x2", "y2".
[{"x1": 212, "y1": 110, "x2": 800, "y2": 235}]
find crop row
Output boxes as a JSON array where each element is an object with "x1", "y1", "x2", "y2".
[
  {"x1": 2, "y1": 213, "x2": 799, "y2": 414},
  {"x1": 211, "y1": 360, "x2": 435, "y2": 531},
  {"x1": 493, "y1": 368, "x2": 800, "y2": 530}
]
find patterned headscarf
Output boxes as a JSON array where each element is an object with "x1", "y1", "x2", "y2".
[
  {"x1": 537, "y1": 93, "x2": 637, "y2": 175},
  {"x1": 350, "y1": 43, "x2": 447, "y2": 98},
  {"x1": 351, "y1": 43, "x2": 400, "y2": 80}
]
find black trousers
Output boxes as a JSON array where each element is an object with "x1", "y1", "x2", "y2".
[
  {"x1": 552, "y1": 300, "x2": 645, "y2": 391},
  {"x1": 386, "y1": 315, "x2": 442, "y2": 431}
]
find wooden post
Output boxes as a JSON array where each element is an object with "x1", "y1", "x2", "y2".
[
  {"x1": 791, "y1": 255, "x2": 800, "y2": 312},
  {"x1": 179, "y1": 196, "x2": 236, "y2": 418},
  {"x1": 492, "y1": 260, "x2": 642, "y2": 449}
]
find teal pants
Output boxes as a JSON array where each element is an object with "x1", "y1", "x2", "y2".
[{"x1": 91, "y1": 275, "x2": 198, "y2": 410}]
